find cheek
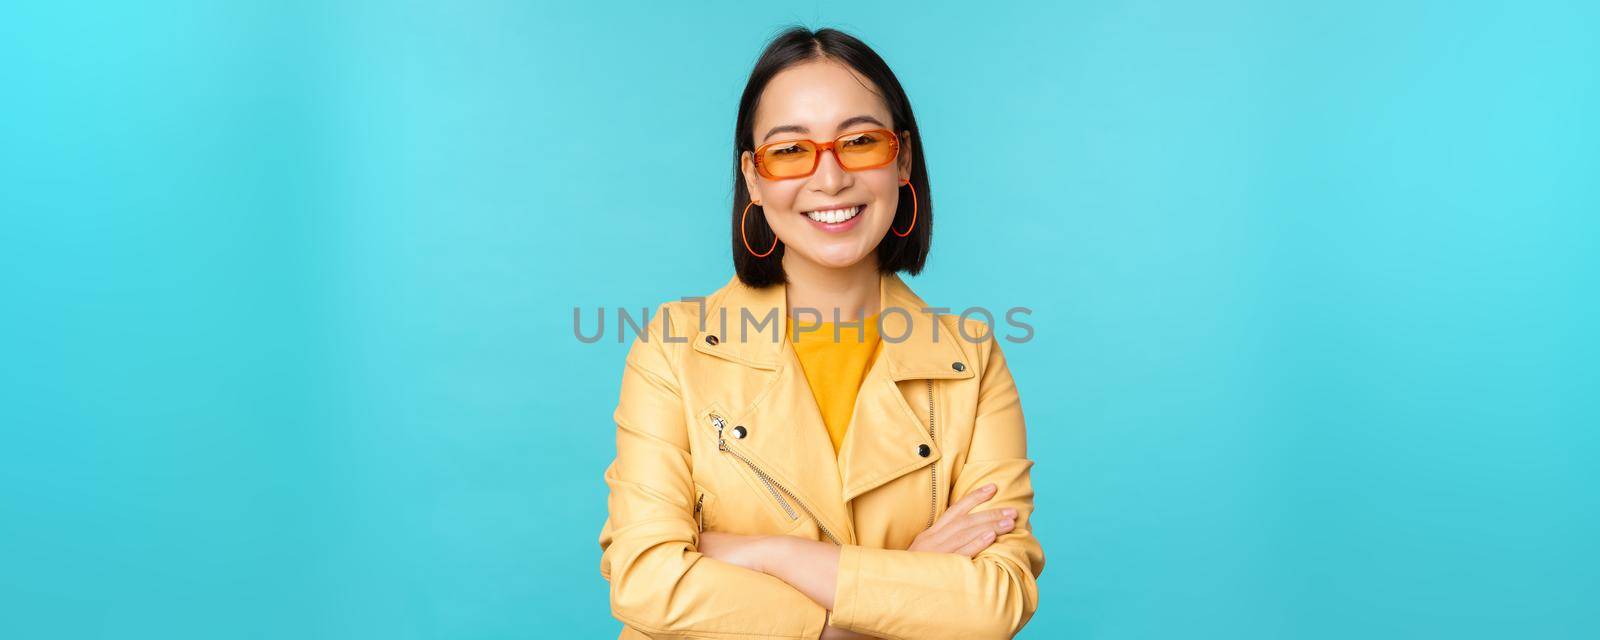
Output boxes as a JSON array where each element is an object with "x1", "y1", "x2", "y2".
[
  {"x1": 866, "y1": 180, "x2": 903, "y2": 223},
  {"x1": 758, "y1": 183, "x2": 804, "y2": 220}
]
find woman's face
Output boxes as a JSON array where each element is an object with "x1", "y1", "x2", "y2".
[{"x1": 740, "y1": 58, "x2": 913, "y2": 270}]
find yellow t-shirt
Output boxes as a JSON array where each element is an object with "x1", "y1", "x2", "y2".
[{"x1": 791, "y1": 313, "x2": 882, "y2": 456}]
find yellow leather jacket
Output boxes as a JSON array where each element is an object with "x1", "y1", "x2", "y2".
[{"x1": 598, "y1": 272, "x2": 1045, "y2": 639}]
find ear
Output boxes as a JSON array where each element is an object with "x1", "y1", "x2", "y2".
[
  {"x1": 898, "y1": 130, "x2": 914, "y2": 181},
  {"x1": 740, "y1": 150, "x2": 764, "y2": 202}
]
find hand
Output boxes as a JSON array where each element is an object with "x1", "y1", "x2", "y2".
[
  {"x1": 907, "y1": 482, "x2": 1016, "y2": 557},
  {"x1": 696, "y1": 531, "x2": 776, "y2": 573}
]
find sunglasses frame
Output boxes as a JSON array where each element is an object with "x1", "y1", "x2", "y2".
[{"x1": 752, "y1": 128, "x2": 903, "y2": 180}]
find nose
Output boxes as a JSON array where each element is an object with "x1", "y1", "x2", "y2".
[{"x1": 808, "y1": 146, "x2": 849, "y2": 193}]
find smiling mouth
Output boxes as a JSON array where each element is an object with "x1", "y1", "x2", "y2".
[{"x1": 801, "y1": 204, "x2": 865, "y2": 224}]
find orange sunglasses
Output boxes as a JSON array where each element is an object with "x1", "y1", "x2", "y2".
[{"x1": 752, "y1": 128, "x2": 902, "y2": 180}]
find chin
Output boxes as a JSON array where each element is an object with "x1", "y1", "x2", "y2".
[{"x1": 802, "y1": 246, "x2": 873, "y2": 269}]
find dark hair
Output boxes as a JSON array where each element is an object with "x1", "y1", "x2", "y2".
[{"x1": 732, "y1": 26, "x2": 932, "y2": 288}]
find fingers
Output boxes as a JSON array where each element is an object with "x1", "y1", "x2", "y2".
[
  {"x1": 911, "y1": 483, "x2": 1020, "y2": 557},
  {"x1": 941, "y1": 509, "x2": 1016, "y2": 552},
  {"x1": 914, "y1": 507, "x2": 1018, "y2": 556},
  {"x1": 952, "y1": 528, "x2": 997, "y2": 557},
  {"x1": 933, "y1": 482, "x2": 998, "y2": 530}
]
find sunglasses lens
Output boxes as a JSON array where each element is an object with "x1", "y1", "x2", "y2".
[
  {"x1": 835, "y1": 130, "x2": 896, "y2": 169},
  {"x1": 759, "y1": 140, "x2": 819, "y2": 178}
]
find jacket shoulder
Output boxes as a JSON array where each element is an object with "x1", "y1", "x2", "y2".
[
  {"x1": 939, "y1": 310, "x2": 1000, "y2": 352},
  {"x1": 625, "y1": 285, "x2": 726, "y2": 370}
]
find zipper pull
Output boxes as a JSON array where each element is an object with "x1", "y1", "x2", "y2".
[
  {"x1": 711, "y1": 414, "x2": 728, "y2": 451},
  {"x1": 695, "y1": 493, "x2": 705, "y2": 532}
]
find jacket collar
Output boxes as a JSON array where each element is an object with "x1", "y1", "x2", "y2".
[
  {"x1": 689, "y1": 271, "x2": 975, "y2": 544},
  {"x1": 691, "y1": 271, "x2": 975, "y2": 383}
]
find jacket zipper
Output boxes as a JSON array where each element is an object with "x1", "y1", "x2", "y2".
[
  {"x1": 926, "y1": 379, "x2": 938, "y2": 529},
  {"x1": 712, "y1": 413, "x2": 840, "y2": 545},
  {"x1": 695, "y1": 493, "x2": 705, "y2": 532}
]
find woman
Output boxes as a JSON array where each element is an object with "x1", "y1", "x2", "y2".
[{"x1": 598, "y1": 27, "x2": 1045, "y2": 639}]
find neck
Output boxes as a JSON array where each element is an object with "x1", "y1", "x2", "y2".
[{"x1": 782, "y1": 253, "x2": 882, "y2": 324}]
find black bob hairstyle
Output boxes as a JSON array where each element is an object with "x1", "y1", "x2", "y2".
[{"x1": 731, "y1": 26, "x2": 932, "y2": 288}]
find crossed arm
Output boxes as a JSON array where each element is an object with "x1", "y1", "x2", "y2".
[{"x1": 697, "y1": 482, "x2": 1019, "y2": 639}]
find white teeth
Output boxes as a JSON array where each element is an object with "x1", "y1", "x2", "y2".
[{"x1": 805, "y1": 205, "x2": 862, "y2": 224}]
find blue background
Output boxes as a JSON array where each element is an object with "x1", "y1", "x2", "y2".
[{"x1": 2, "y1": 1, "x2": 1595, "y2": 637}]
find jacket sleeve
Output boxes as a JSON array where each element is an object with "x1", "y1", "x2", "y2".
[
  {"x1": 829, "y1": 329, "x2": 1047, "y2": 640},
  {"x1": 598, "y1": 304, "x2": 831, "y2": 639}
]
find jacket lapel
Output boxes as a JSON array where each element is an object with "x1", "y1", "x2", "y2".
[
  {"x1": 836, "y1": 272, "x2": 974, "y2": 503},
  {"x1": 689, "y1": 272, "x2": 975, "y2": 544},
  {"x1": 691, "y1": 274, "x2": 854, "y2": 543}
]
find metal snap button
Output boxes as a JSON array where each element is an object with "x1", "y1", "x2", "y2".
[
  {"x1": 952, "y1": 361, "x2": 965, "y2": 372},
  {"x1": 732, "y1": 425, "x2": 748, "y2": 439},
  {"x1": 706, "y1": 334, "x2": 720, "y2": 346},
  {"x1": 917, "y1": 443, "x2": 931, "y2": 457}
]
